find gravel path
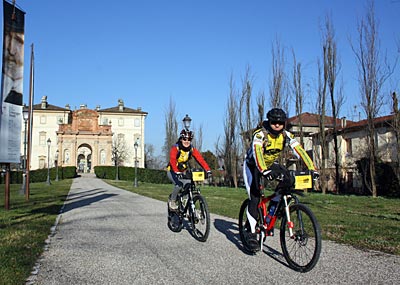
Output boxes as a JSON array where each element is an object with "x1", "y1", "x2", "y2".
[{"x1": 27, "y1": 174, "x2": 400, "y2": 284}]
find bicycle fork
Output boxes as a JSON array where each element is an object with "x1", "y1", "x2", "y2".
[{"x1": 283, "y1": 195, "x2": 294, "y2": 237}]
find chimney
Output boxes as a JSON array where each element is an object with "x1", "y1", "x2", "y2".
[
  {"x1": 65, "y1": 104, "x2": 70, "y2": 110},
  {"x1": 80, "y1": 104, "x2": 87, "y2": 109},
  {"x1": 118, "y1": 99, "x2": 124, "y2": 111},
  {"x1": 341, "y1": 117, "x2": 347, "y2": 128},
  {"x1": 41, "y1": 96, "x2": 48, "y2": 109},
  {"x1": 96, "y1": 105, "x2": 100, "y2": 111}
]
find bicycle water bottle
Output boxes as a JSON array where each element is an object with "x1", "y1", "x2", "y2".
[{"x1": 265, "y1": 203, "x2": 276, "y2": 224}]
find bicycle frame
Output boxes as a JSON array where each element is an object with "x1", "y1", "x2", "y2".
[
  {"x1": 177, "y1": 183, "x2": 195, "y2": 216},
  {"x1": 257, "y1": 190, "x2": 299, "y2": 242}
]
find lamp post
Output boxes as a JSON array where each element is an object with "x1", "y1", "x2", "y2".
[
  {"x1": 55, "y1": 150, "x2": 59, "y2": 181},
  {"x1": 134, "y1": 140, "x2": 139, "y2": 187},
  {"x1": 46, "y1": 138, "x2": 51, "y2": 185},
  {"x1": 115, "y1": 151, "x2": 119, "y2": 181},
  {"x1": 20, "y1": 106, "x2": 29, "y2": 194},
  {"x1": 183, "y1": 114, "x2": 192, "y2": 130}
]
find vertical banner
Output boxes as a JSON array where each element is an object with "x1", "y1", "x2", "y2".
[{"x1": 0, "y1": 1, "x2": 25, "y2": 163}]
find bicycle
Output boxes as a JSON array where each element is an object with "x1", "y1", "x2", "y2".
[
  {"x1": 238, "y1": 169, "x2": 322, "y2": 272},
  {"x1": 167, "y1": 169, "x2": 211, "y2": 242}
]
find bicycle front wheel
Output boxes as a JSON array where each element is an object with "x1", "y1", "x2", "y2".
[
  {"x1": 189, "y1": 194, "x2": 210, "y2": 242},
  {"x1": 280, "y1": 203, "x2": 322, "y2": 272}
]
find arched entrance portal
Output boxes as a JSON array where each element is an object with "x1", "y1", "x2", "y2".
[{"x1": 77, "y1": 144, "x2": 92, "y2": 173}]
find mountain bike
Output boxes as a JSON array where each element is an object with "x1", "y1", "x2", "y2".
[
  {"x1": 238, "y1": 169, "x2": 322, "y2": 272},
  {"x1": 167, "y1": 169, "x2": 210, "y2": 242}
]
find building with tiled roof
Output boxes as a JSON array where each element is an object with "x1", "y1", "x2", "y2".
[
  {"x1": 22, "y1": 96, "x2": 147, "y2": 172},
  {"x1": 288, "y1": 112, "x2": 398, "y2": 192}
]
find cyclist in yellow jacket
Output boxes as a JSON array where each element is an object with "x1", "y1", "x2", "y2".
[{"x1": 243, "y1": 108, "x2": 319, "y2": 252}]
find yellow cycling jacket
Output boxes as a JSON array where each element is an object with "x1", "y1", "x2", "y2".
[{"x1": 248, "y1": 127, "x2": 316, "y2": 173}]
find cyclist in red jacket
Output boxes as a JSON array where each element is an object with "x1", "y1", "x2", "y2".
[{"x1": 167, "y1": 129, "x2": 211, "y2": 210}]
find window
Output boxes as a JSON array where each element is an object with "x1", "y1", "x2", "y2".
[
  {"x1": 102, "y1": 118, "x2": 109, "y2": 125},
  {"x1": 39, "y1": 158, "x2": 45, "y2": 169},
  {"x1": 39, "y1": 132, "x2": 46, "y2": 145},
  {"x1": 118, "y1": 118, "x2": 124, "y2": 126},
  {"x1": 345, "y1": 138, "x2": 352, "y2": 156},
  {"x1": 134, "y1": 118, "x2": 140, "y2": 127},
  {"x1": 40, "y1": 115, "x2": 46, "y2": 124},
  {"x1": 57, "y1": 116, "x2": 63, "y2": 124}
]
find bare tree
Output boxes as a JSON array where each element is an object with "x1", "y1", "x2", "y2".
[
  {"x1": 351, "y1": 0, "x2": 394, "y2": 197},
  {"x1": 111, "y1": 135, "x2": 129, "y2": 180},
  {"x1": 270, "y1": 37, "x2": 288, "y2": 112},
  {"x1": 163, "y1": 97, "x2": 178, "y2": 165},
  {"x1": 391, "y1": 91, "x2": 400, "y2": 181},
  {"x1": 216, "y1": 74, "x2": 240, "y2": 188},
  {"x1": 316, "y1": 58, "x2": 329, "y2": 194},
  {"x1": 144, "y1": 143, "x2": 164, "y2": 169},
  {"x1": 292, "y1": 49, "x2": 305, "y2": 146},
  {"x1": 193, "y1": 123, "x2": 204, "y2": 152},
  {"x1": 255, "y1": 90, "x2": 266, "y2": 125},
  {"x1": 239, "y1": 65, "x2": 255, "y2": 151},
  {"x1": 322, "y1": 14, "x2": 344, "y2": 192}
]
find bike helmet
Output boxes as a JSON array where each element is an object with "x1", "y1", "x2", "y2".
[
  {"x1": 267, "y1": 108, "x2": 287, "y2": 123},
  {"x1": 179, "y1": 129, "x2": 194, "y2": 141},
  {"x1": 264, "y1": 108, "x2": 287, "y2": 135}
]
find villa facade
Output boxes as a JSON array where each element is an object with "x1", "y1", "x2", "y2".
[{"x1": 21, "y1": 96, "x2": 147, "y2": 172}]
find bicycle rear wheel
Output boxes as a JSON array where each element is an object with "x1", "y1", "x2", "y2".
[
  {"x1": 189, "y1": 194, "x2": 210, "y2": 242},
  {"x1": 238, "y1": 199, "x2": 262, "y2": 253},
  {"x1": 280, "y1": 203, "x2": 322, "y2": 272}
]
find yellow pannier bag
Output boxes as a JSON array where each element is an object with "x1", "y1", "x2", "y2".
[
  {"x1": 294, "y1": 174, "x2": 312, "y2": 190},
  {"x1": 192, "y1": 171, "x2": 205, "y2": 182}
]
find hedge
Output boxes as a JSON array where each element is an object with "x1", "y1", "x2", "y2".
[
  {"x1": 0, "y1": 166, "x2": 77, "y2": 184},
  {"x1": 94, "y1": 166, "x2": 170, "y2": 184}
]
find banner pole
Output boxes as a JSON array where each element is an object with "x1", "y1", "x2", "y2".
[{"x1": 25, "y1": 43, "x2": 34, "y2": 201}]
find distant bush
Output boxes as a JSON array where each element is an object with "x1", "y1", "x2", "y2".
[
  {"x1": 94, "y1": 166, "x2": 170, "y2": 184},
  {"x1": 0, "y1": 166, "x2": 77, "y2": 184}
]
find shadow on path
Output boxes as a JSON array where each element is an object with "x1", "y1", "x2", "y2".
[
  {"x1": 213, "y1": 218, "x2": 249, "y2": 253},
  {"x1": 62, "y1": 192, "x2": 118, "y2": 213}
]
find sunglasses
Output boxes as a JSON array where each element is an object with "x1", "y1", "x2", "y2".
[
  {"x1": 271, "y1": 121, "x2": 284, "y2": 126},
  {"x1": 182, "y1": 138, "x2": 192, "y2": 142}
]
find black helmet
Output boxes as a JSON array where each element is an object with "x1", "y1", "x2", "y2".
[
  {"x1": 264, "y1": 108, "x2": 287, "y2": 136},
  {"x1": 179, "y1": 129, "x2": 194, "y2": 141},
  {"x1": 267, "y1": 108, "x2": 287, "y2": 123}
]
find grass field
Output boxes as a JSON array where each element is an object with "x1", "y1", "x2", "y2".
[
  {"x1": 106, "y1": 180, "x2": 400, "y2": 255},
  {"x1": 0, "y1": 180, "x2": 72, "y2": 285},
  {"x1": 1, "y1": 179, "x2": 399, "y2": 284}
]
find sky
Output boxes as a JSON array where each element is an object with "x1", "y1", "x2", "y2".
[{"x1": 2, "y1": 0, "x2": 400, "y2": 157}]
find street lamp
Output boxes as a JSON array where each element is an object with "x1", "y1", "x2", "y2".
[
  {"x1": 55, "y1": 150, "x2": 59, "y2": 181},
  {"x1": 20, "y1": 105, "x2": 29, "y2": 194},
  {"x1": 46, "y1": 138, "x2": 51, "y2": 185},
  {"x1": 183, "y1": 114, "x2": 192, "y2": 130},
  {"x1": 134, "y1": 139, "x2": 139, "y2": 187},
  {"x1": 115, "y1": 151, "x2": 119, "y2": 181}
]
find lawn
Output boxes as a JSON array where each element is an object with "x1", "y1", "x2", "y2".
[
  {"x1": 107, "y1": 180, "x2": 400, "y2": 255},
  {"x1": 0, "y1": 180, "x2": 72, "y2": 285},
  {"x1": 1, "y1": 179, "x2": 399, "y2": 285}
]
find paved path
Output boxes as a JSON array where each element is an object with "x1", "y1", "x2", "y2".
[{"x1": 27, "y1": 174, "x2": 400, "y2": 284}]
